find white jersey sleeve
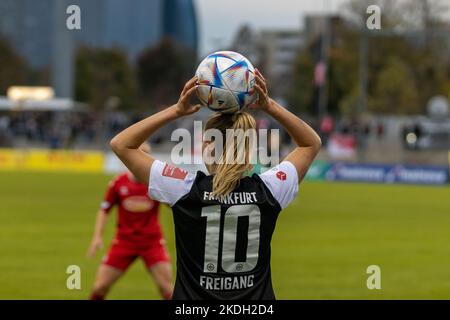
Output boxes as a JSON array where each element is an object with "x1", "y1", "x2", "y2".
[
  {"x1": 148, "y1": 160, "x2": 196, "y2": 207},
  {"x1": 258, "y1": 161, "x2": 299, "y2": 209}
]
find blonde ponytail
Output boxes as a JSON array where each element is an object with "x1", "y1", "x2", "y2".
[{"x1": 205, "y1": 111, "x2": 256, "y2": 197}]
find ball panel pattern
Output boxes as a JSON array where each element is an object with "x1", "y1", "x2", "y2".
[{"x1": 195, "y1": 51, "x2": 256, "y2": 113}]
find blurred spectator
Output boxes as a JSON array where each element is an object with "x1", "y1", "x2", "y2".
[
  {"x1": 319, "y1": 115, "x2": 335, "y2": 146},
  {"x1": 0, "y1": 111, "x2": 135, "y2": 149},
  {"x1": 376, "y1": 121, "x2": 385, "y2": 140}
]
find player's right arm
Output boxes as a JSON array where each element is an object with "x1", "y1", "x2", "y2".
[
  {"x1": 110, "y1": 77, "x2": 200, "y2": 185},
  {"x1": 252, "y1": 69, "x2": 322, "y2": 181}
]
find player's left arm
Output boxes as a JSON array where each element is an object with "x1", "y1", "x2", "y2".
[
  {"x1": 110, "y1": 76, "x2": 200, "y2": 185},
  {"x1": 87, "y1": 209, "x2": 108, "y2": 258},
  {"x1": 87, "y1": 178, "x2": 118, "y2": 258},
  {"x1": 252, "y1": 69, "x2": 321, "y2": 181}
]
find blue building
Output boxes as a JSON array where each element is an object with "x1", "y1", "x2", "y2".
[
  {"x1": 74, "y1": 0, "x2": 166, "y2": 60},
  {"x1": 0, "y1": 0, "x2": 53, "y2": 68},
  {"x1": 162, "y1": 0, "x2": 198, "y2": 52}
]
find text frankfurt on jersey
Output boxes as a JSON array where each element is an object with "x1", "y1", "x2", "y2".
[{"x1": 203, "y1": 191, "x2": 258, "y2": 204}]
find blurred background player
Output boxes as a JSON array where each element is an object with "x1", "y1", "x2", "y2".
[{"x1": 86, "y1": 142, "x2": 173, "y2": 300}]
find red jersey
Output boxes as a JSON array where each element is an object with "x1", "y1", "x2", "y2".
[{"x1": 101, "y1": 173, "x2": 163, "y2": 243}]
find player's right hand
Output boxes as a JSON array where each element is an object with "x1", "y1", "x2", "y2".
[
  {"x1": 174, "y1": 76, "x2": 201, "y2": 116},
  {"x1": 87, "y1": 237, "x2": 104, "y2": 258}
]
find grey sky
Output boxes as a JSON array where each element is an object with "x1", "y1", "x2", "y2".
[{"x1": 195, "y1": 0, "x2": 348, "y2": 56}]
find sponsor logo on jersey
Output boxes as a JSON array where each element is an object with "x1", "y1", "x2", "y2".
[
  {"x1": 122, "y1": 195, "x2": 154, "y2": 212},
  {"x1": 162, "y1": 164, "x2": 188, "y2": 180},
  {"x1": 119, "y1": 186, "x2": 129, "y2": 195},
  {"x1": 276, "y1": 171, "x2": 287, "y2": 181}
]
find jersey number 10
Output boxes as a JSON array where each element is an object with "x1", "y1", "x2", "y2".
[{"x1": 201, "y1": 205, "x2": 261, "y2": 273}]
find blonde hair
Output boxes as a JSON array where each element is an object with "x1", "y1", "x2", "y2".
[{"x1": 205, "y1": 111, "x2": 256, "y2": 197}]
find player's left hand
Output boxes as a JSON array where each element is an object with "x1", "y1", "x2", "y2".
[
  {"x1": 174, "y1": 76, "x2": 201, "y2": 116},
  {"x1": 87, "y1": 237, "x2": 104, "y2": 258}
]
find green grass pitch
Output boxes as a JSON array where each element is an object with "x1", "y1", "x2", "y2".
[{"x1": 0, "y1": 171, "x2": 449, "y2": 299}]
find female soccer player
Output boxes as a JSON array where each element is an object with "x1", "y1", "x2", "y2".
[
  {"x1": 87, "y1": 143, "x2": 173, "y2": 300},
  {"x1": 110, "y1": 70, "x2": 321, "y2": 299}
]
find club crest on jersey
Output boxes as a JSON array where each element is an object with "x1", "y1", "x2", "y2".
[
  {"x1": 276, "y1": 171, "x2": 287, "y2": 181},
  {"x1": 162, "y1": 164, "x2": 188, "y2": 180}
]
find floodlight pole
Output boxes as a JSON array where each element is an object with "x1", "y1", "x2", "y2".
[
  {"x1": 317, "y1": 0, "x2": 332, "y2": 120},
  {"x1": 358, "y1": 29, "x2": 368, "y2": 114}
]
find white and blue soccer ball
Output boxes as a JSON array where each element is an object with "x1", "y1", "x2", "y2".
[{"x1": 195, "y1": 51, "x2": 257, "y2": 114}]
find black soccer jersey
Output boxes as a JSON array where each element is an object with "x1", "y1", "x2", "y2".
[{"x1": 149, "y1": 160, "x2": 298, "y2": 300}]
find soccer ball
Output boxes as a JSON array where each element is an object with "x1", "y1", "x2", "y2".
[{"x1": 195, "y1": 51, "x2": 257, "y2": 114}]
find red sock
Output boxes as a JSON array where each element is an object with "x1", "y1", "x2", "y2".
[{"x1": 90, "y1": 293, "x2": 105, "y2": 300}]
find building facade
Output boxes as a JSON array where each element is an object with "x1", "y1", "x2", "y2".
[{"x1": 231, "y1": 26, "x2": 305, "y2": 100}]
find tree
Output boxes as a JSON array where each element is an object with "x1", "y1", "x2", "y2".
[
  {"x1": 369, "y1": 57, "x2": 420, "y2": 114},
  {"x1": 75, "y1": 47, "x2": 136, "y2": 110},
  {"x1": 327, "y1": 20, "x2": 360, "y2": 115},
  {"x1": 288, "y1": 18, "x2": 360, "y2": 115},
  {"x1": 0, "y1": 37, "x2": 29, "y2": 95},
  {"x1": 136, "y1": 38, "x2": 196, "y2": 108},
  {"x1": 289, "y1": 0, "x2": 450, "y2": 117},
  {"x1": 344, "y1": 0, "x2": 450, "y2": 114},
  {"x1": 288, "y1": 51, "x2": 315, "y2": 114}
]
